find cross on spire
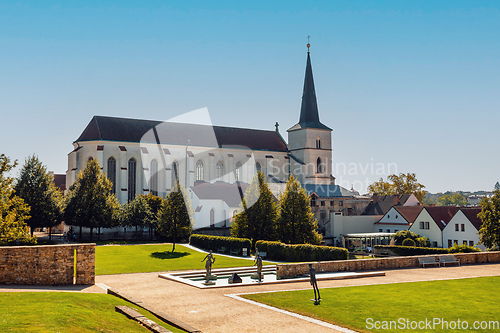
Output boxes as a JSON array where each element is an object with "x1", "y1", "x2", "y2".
[{"x1": 307, "y1": 35, "x2": 310, "y2": 52}]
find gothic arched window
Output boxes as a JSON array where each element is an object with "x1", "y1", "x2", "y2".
[
  {"x1": 128, "y1": 158, "x2": 137, "y2": 202},
  {"x1": 255, "y1": 162, "x2": 262, "y2": 173},
  {"x1": 171, "y1": 161, "x2": 179, "y2": 188},
  {"x1": 196, "y1": 160, "x2": 204, "y2": 181},
  {"x1": 210, "y1": 208, "x2": 215, "y2": 228},
  {"x1": 150, "y1": 159, "x2": 158, "y2": 196},
  {"x1": 316, "y1": 157, "x2": 323, "y2": 174},
  {"x1": 235, "y1": 162, "x2": 242, "y2": 182},
  {"x1": 107, "y1": 157, "x2": 116, "y2": 195},
  {"x1": 216, "y1": 161, "x2": 224, "y2": 180}
]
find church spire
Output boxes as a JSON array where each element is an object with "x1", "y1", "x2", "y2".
[{"x1": 289, "y1": 41, "x2": 331, "y2": 132}]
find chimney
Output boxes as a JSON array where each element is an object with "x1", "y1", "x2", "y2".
[
  {"x1": 373, "y1": 193, "x2": 378, "y2": 203},
  {"x1": 394, "y1": 195, "x2": 401, "y2": 205}
]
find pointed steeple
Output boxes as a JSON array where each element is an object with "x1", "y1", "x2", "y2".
[{"x1": 288, "y1": 44, "x2": 331, "y2": 132}]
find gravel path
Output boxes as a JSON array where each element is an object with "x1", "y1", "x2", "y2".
[{"x1": 96, "y1": 263, "x2": 500, "y2": 333}]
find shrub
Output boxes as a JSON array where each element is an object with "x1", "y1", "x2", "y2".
[
  {"x1": 393, "y1": 230, "x2": 419, "y2": 245},
  {"x1": 447, "y1": 244, "x2": 481, "y2": 253},
  {"x1": 375, "y1": 245, "x2": 448, "y2": 256},
  {"x1": 402, "y1": 238, "x2": 416, "y2": 247},
  {"x1": 256, "y1": 240, "x2": 348, "y2": 262},
  {"x1": 189, "y1": 234, "x2": 251, "y2": 255}
]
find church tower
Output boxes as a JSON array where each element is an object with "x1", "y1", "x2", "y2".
[{"x1": 287, "y1": 43, "x2": 334, "y2": 185}]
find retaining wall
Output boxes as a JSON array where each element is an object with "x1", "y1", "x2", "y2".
[
  {"x1": 0, "y1": 243, "x2": 95, "y2": 285},
  {"x1": 276, "y1": 251, "x2": 500, "y2": 279}
]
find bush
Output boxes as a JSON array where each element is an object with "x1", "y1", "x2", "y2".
[
  {"x1": 393, "y1": 230, "x2": 419, "y2": 245},
  {"x1": 256, "y1": 240, "x2": 348, "y2": 262},
  {"x1": 375, "y1": 245, "x2": 448, "y2": 256},
  {"x1": 189, "y1": 234, "x2": 251, "y2": 255},
  {"x1": 447, "y1": 244, "x2": 481, "y2": 253},
  {"x1": 402, "y1": 238, "x2": 416, "y2": 247}
]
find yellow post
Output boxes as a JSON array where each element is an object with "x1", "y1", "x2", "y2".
[{"x1": 73, "y1": 249, "x2": 77, "y2": 284}]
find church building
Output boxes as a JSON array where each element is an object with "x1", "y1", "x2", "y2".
[{"x1": 66, "y1": 44, "x2": 358, "y2": 236}]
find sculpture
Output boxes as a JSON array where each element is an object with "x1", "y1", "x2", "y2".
[
  {"x1": 201, "y1": 250, "x2": 216, "y2": 282},
  {"x1": 309, "y1": 263, "x2": 321, "y2": 301}
]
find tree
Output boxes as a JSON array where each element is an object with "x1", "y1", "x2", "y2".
[
  {"x1": 120, "y1": 194, "x2": 155, "y2": 239},
  {"x1": 393, "y1": 230, "x2": 419, "y2": 245},
  {"x1": 478, "y1": 189, "x2": 500, "y2": 250},
  {"x1": 495, "y1": 182, "x2": 500, "y2": 191},
  {"x1": 367, "y1": 173, "x2": 426, "y2": 202},
  {"x1": 276, "y1": 175, "x2": 322, "y2": 245},
  {"x1": 64, "y1": 159, "x2": 120, "y2": 240},
  {"x1": 230, "y1": 171, "x2": 278, "y2": 249},
  {"x1": 14, "y1": 155, "x2": 63, "y2": 238},
  {"x1": 0, "y1": 154, "x2": 36, "y2": 244},
  {"x1": 157, "y1": 181, "x2": 193, "y2": 252},
  {"x1": 143, "y1": 193, "x2": 163, "y2": 240},
  {"x1": 437, "y1": 193, "x2": 467, "y2": 206}
]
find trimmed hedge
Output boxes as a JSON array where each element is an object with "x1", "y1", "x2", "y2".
[
  {"x1": 255, "y1": 240, "x2": 348, "y2": 262},
  {"x1": 189, "y1": 234, "x2": 251, "y2": 255},
  {"x1": 375, "y1": 245, "x2": 481, "y2": 256}
]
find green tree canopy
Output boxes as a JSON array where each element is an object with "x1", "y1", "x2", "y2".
[
  {"x1": 64, "y1": 159, "x2": 120, "y2": 240},
  {"x1": 120, "y1": 194, "x2": 155, "y2": 238},
  {"x1": 478, "y1": 189, "x2": 500, "y2": 250},
  {"x1": 0, "y1": 154, "x2": 36, "y2": 244},
  {"x1": 157, "y1": 181, "x2": 193, "y2": 252},
  {"x1": 393, "y1": 230, "x2": 419, "y2": 245},
  {"x1": 437, "y1": 193, "x2": 467, "y2": 206},
  {"x1": 495, "y1": 182, "x2": 500, "y2": 191},
  {"x1": 230, "y1": 171, "x2": 278, "y2": 249},
  {"x1": 14, "y1": 155, "x2": 63, "y2": 236},
  {"x1": 276, "y1": 175, "x2": 322, "y2": 245},
  {"x1": 367, "y1": 172, "x2": 426, "y2": 202}
]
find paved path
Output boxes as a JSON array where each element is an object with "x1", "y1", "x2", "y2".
[{"x1": 96, "y1": 263, "x2": 500, "y2": 333}]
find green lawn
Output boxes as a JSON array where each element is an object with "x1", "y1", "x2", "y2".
[
  {"x1": 243, "y1": 276, "x2": 500, "y2": 333},
  {"x1": 96, "y1": 243, "x2": 271, "y2": 275},
  {"x1": 0, "y1": 292, "x2": 185, "y2": 333}
]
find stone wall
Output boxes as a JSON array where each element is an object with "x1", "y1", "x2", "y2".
[
  {"x1": 276, "y1": 251, "x2": 500, "y2": 279},
  {"x1": 0, "y1": 244, "x2": 95, "y2": 285}
]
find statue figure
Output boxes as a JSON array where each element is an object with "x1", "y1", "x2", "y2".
[
  {"x1": 201, "y1": 250, "x2": 216, "y2": 281},
  {"x1": 309, "y1": 263, "x2": 321, "y2": 301},
  {"x1": 254, "y1": 252, "x2": 263, "y2": 282}
]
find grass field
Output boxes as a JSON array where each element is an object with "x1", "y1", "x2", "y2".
[
  {"x1": 0, "y1": 292, "x2": 185, "y2": 333},
  {"x1": 96, "y1": 243, "x2": 272, "y2": 275},
  {"x1": 243, "y1": 276, "x2": 500, "y2": 333}
]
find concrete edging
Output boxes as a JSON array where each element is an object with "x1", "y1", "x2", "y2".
[{"x1": 107, "y1": 288, "x2": 202, "y2": 333}]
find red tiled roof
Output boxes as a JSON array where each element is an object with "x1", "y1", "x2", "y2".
[
  {"x1": 393, "y1": 206, "x2": 424, "y2": 224},
  {"x1": 461, "y1": 207, "x2": 483, "y2": 231},
  {"x1": 425, "y1": 206, "x2": 460, "y2": 230}
]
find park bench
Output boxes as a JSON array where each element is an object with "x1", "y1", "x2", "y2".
[
  {"x1": 418, "y1": 257, "x2": 439, "y2": 268},
  {"x1": 258, "y1": 251, "x2": 267, "y2": 258},
  {"x1": 229, "y1": 249, "x2": 240, "y2": 256},
  {"x1": 438, "y1": 255, "x2": 460, "y2": 267}
]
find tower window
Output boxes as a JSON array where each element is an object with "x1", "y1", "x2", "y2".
[
  {"x1": 316, "y1": 157, "x2": 323, "y2": 173},
  {"x1": 316, "y1": 137, "x2": 321, "y2": 149}
]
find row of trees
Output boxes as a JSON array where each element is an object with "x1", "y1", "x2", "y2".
[
  {"x1": 1, "y1": 156, "x2": 192, "y2": 250},
  {"x1": 0, "y1": 154, "x2": 36, "y2": 244},
  {"x1": 230, "y1": 172, "x2": 322, "y2": 249}
]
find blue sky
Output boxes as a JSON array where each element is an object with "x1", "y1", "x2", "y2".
[{"x1": 1, "y1": 1, "x2": 499, "y2": 193}]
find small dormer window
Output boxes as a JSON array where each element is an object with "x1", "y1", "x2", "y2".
[
  {"x1": 388, "y1": 215, "x2": 390, "y2": 218},
  {"x1": 396, "y1": 215, "x2": 398, "y2": 219}
]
